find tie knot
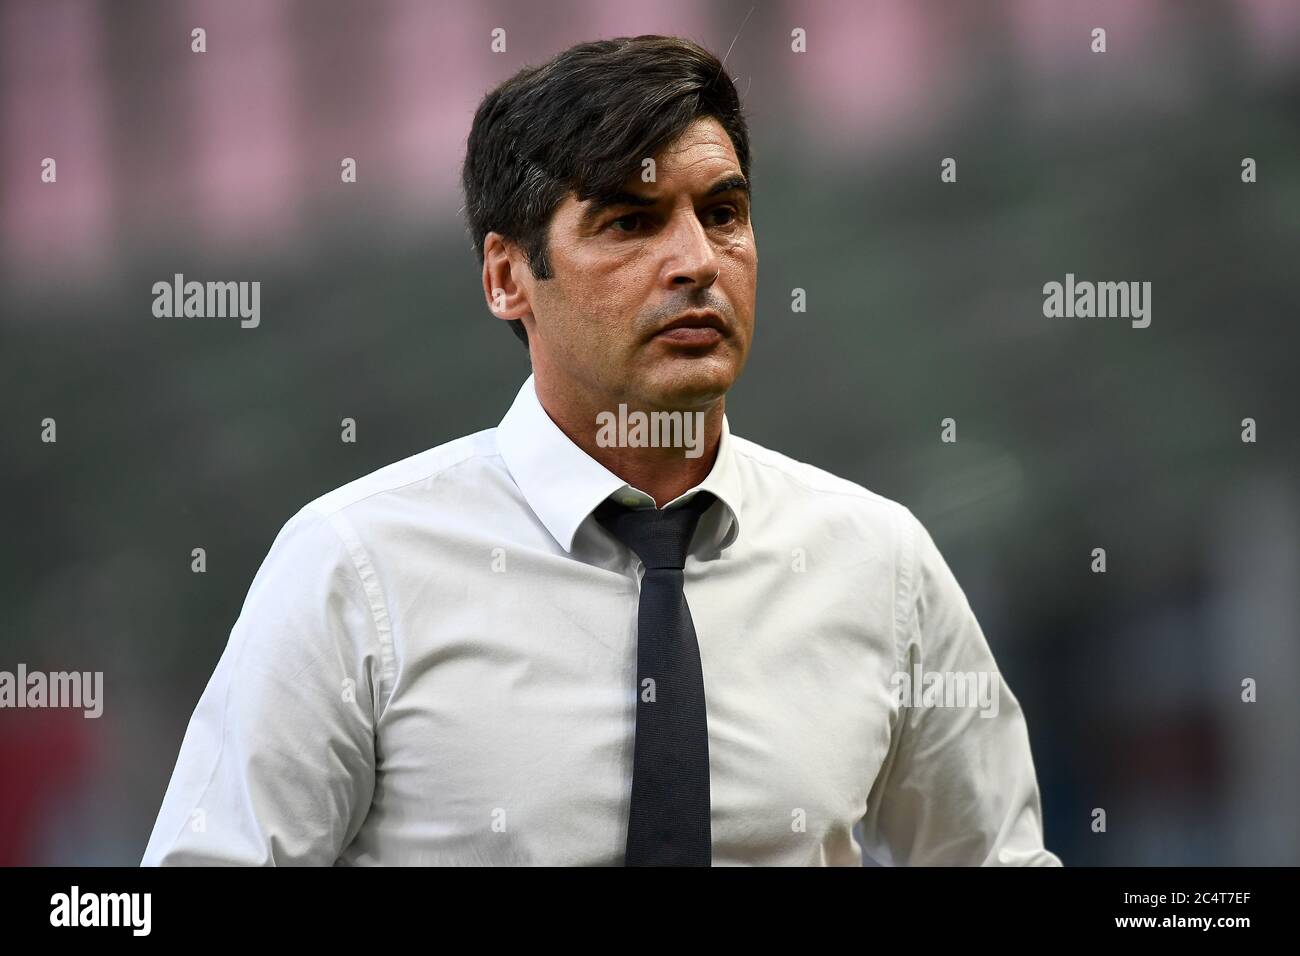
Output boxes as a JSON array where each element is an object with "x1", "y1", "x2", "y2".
[{"x1": 595, "y1": 491, "x2": 716, "y2": 570}]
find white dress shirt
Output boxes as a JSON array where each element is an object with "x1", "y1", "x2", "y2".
[{"x1": 142, "y1": 373, "x2": 1061, "y2": 866}]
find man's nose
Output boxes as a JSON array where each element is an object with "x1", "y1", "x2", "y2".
[{"x1": 664, "y1": 212, "x2": 721, "y2": 288}]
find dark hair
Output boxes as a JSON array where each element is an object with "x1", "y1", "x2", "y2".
[{"x1": 461, "y1": 35, "x2": 752, "y2": 348}]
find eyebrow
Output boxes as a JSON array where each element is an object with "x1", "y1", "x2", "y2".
[{"x1": 578, "y1": 174, "x2": 751, "y2": 229}]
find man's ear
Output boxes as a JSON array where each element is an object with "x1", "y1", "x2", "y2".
[{"x1": 482, "y1": 232, "x2": 534, "y2": 323}]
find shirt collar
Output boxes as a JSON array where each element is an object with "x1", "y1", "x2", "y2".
[{"x1": 496, "y1": 373, "x2": 744, "y2": 555}]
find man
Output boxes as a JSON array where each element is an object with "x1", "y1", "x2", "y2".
[{"x1": 143, "y1": 35, "x2": 1060, "y2": 866}]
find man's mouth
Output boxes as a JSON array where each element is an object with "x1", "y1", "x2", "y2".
[{"x1": 654, "y1": 310, "x2": 726, "y2": 346}]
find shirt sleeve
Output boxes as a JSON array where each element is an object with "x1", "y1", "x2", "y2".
[
  {"x1": 859, "y1": 507, "x2": 1061, "y2": 866},
  {"x1": 141, "y1": 506, "x2": 384, "y2": 865}
]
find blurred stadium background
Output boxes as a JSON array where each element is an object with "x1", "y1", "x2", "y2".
[{"x1": 2, "y1": 0, "x2": 1298, "y2": 865}]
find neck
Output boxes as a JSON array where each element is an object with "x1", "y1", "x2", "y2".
[{"x1": 534, "y1": 376, "x2": 723, "y2": 508}]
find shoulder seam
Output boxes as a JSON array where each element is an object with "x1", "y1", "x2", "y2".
[
  {"x1": 730, "y1": 441, "x2": 891, "y2": 505},
  {"x1": 892, "y1": 503, "x2": 920, "y2": 674},
  {"x1": 305, "y1": 435, "x2": 497, "y2": 518},
  {"x1": 315, "y1": 508, "x2": 397, "y2": 721}
]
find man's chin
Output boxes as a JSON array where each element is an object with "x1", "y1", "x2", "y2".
[{"x1": 635, "y1": 359, "x2": 736, "y2": 410}]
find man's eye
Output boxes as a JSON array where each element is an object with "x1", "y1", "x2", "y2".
[
  {"x1": 711, "y1": 206, "x2": 737, "y2": 226},
  {"x1": 609, "y1": 214, "x2": 644, "y2": 233}
]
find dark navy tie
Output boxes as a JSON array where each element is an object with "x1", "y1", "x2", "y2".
[{"x1": 595, "y1": 490, "x2": 716, "y2": 866}]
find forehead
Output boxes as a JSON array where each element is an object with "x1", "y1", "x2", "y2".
[
  {"x1": 556, "y1": 116, "x2": 745, "y2": 228},
  {"x1": 651, "y1": 116, "x2": 741, "y2": 176}
]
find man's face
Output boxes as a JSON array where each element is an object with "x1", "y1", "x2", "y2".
[{"x1": 517, "y1": 116, "x2": 756, "y2": 413}]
